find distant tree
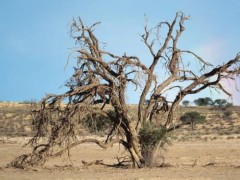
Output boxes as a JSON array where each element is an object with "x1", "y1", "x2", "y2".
[
  {"x1": 182, "y1": 100, "x2": 190, "y2": 107},
  {"x1": 180, "y1": 111, "x2": 206, "y2": 130},
  {"x1": 204, "y1": 97, "x2": 213, "y2": 105},
  {"x1": 213, "y1": 99, "x2": 228, "y2": 108},
  {"x1": 10, "y1": 13, "x2": 240, "y2": 169},
  {"x1": 194, "y1": 97, "x2": 213, "y2": 106},
  {"x1": 225, "y1": 102, "x2": 233, "y2": 108}
]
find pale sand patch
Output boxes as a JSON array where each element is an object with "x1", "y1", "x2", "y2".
[{"x1": 1, "y1": 138, "x2": 240, "y2": 180}]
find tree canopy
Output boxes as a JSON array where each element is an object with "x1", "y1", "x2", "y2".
[
  {"x1": 182, "y1": 100, "x2": 190, "y2": 107},
  {"x1": 193, "y1": 97, "x2": 213, "y2": 106},
  {"x1": 213, "y1": 99, "x2": 228, "y2": 107}
]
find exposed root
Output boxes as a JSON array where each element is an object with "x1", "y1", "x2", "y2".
[{"x1": 8, "y1": 138, "x2": 122, "y2": 169}]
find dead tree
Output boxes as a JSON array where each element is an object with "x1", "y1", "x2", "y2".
[{"x1": 9, "y1": 12, "x2": 240, "y2": 168}]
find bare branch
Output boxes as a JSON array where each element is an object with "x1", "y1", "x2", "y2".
[
  {"x1": 10, "y1": 14, "x2": 240, "y2": 169},
  {"x1": 181, "y1": 50, "x2": 213, "y2": 67}
]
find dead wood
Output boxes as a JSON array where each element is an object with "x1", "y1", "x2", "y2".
[{"x1": 9, "y1": 12, "x2": 240, "y2": 169}]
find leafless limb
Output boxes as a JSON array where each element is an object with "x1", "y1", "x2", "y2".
[{"x1": 10, "y1": 14, "x2": 240, "y2": 169}]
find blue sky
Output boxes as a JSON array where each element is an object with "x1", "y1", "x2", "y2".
[{"x1": 0, "y1": 0, "x2": 240, "y2": 104}]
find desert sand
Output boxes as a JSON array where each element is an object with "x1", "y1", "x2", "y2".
[
  {"x1": 1, "y1": 103, "x2": 240, "y2": 179},
  {"x1": 1, "y1": 137, "x2": 240, "y2": 180}
]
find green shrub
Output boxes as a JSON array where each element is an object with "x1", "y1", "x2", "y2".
[
  {"x1": 180, "y1": 111, "x2": 206, "y2": 130},
  {"x1": 139, "y1": 123, "x2": 172, "y2": 167}
]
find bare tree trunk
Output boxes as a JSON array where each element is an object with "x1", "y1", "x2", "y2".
[{"x1": 9, "y1": 13, "x2": 240, "y2": 169}]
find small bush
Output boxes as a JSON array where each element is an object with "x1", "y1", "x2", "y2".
[
  {"x1": 223, "y1": 110, "x2": 233, "y2": 120},
  {"x1": 139, "y1": 123, "x2": 172, "y2": 167},
  {"x1": 180, "y1": 111, "x2": 206, "y2": 130}
]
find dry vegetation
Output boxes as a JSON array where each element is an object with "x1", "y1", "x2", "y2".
[
  {"x1": 1, "y1": 102, "x2": 240, "y2": 140},
  {"x1": 11, "y1": 13, "x2": 240, "y2": 169},
  {"x1": 0, "y1": 102, "x2": 32, "y2": 137},
  {"x1": 1, "y1": 12, "x2": 240, "y2": 178},
  {"x1": 1, "y1": 102, "x2": 240, "y2": 179}
]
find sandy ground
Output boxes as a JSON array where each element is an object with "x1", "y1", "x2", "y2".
[{"x1": 1, "y1": 138, "x2": 240, "y2": 180}]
